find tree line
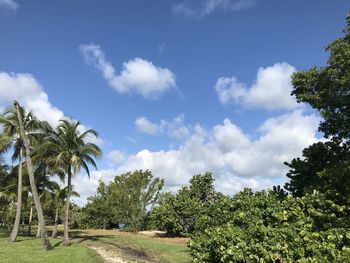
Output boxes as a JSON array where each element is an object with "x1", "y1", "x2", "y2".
[{"x1": 0, "y1": 102, "x2": 101, "y2": 250}]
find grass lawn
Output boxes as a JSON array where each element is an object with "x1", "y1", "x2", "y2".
[
  {"x1": 0, "y1": 228, "x2": 103, "y2": 263},
  {"x1": 0, "y1": 227, "x2": 192, "y2": 263}
]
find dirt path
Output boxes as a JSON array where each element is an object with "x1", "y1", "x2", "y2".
[{"x1": 87, "y1": 244, "x2": 129, "y2": 263}]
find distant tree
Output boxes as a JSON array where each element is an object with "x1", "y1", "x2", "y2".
[
  {"x1": 107, "y1": 170, "x2": 164, "y2": 233},
  {"x1": 50, "y1": 184, "x2": 80, "y2": 238},
  {"x1": 149, "y1": 172, "x2": 218, "y2": 236},
  {"x1": 83, "y1": 170, "x2": 164, "y2": 232},
  {"x1": 82, "y1": 180, "x2": 115, "y2": 229}
]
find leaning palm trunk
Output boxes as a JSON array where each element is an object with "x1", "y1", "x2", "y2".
[
  {"x1": 52, "y1": 206, "x2": 59, "y2": 238},
  {"x1": 9, "y1": 147, "x2": 23, "y2": 242},
  {"x1": 14, "y1": 101, "x2": 52, "y2": 251},
  {"x1": 28, "y1": 205, "x2": 33, "y2": 236},
  {"x1": 36, "y1": 223, "x2": 40, "y2": 237},
  {"x1": 63, "y1": 170, "x2": 71, "y2": 246}
]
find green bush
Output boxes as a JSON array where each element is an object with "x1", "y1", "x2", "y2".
[{"x1": 188, "y1": 190, "x2": 350, "y2": 262}]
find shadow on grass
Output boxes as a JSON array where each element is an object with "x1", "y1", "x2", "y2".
[
  {"x1": 102, "y1": 240, "x2": 156, "y2": 261},
  {"x1": 52, "y1": 239, "x2": 64, "y2": 248},
  {"x1": 68, "y1": 230, "x2": 157, "y2": 262}
]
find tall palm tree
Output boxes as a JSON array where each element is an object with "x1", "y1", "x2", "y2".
[
  {"x1": 41, "y1": 119, "x2": 101, "y2": 245},
  {"x1": 13, "y1": 101, "x2": 51, "y2": 250},
  {"x1": 0, "y1": 105, "x2": 39, "y2": 242},
  {"x1": 50, "y1": 184, "x2": 80, "y2": 238}
]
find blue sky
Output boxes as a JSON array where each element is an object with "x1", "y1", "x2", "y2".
[{"x1": 0, "y1": 0, "x2": 349, "y2": 205}]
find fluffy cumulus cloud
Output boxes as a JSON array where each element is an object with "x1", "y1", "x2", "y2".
[
  {"x1": 173, "y1": 0, "x2": 256, "y2": 19},
  {"x1": 135, "y1": 117, "x2": 159, "y2": 135},
  {"x1": 108, "y1": 150, "x2": 126, "y2": 165},
  {"x1": 117, "y1": 110, "x2": 320, "y2": 191},
  {"x1": 0, "y1": 0, "x2": 19, "y2": 11},
  {"x1": 80, "y1": 44, "x2": 176, "y2": 99},
  {"x1": 0, "y1": 72, "x2": 104, "y2": 145},
  {"x1": 135, "y1": 114, "x2": 191, "y2": 140},
  {"x1": 71, "y1": 110, "x2": 320, "y2": 205},
  {"x1": 0, "y1": 72, "x2": 65, "y2": 126},
  {"x1": 215, "y1": 63, "x2": 299, "y2": 111}
]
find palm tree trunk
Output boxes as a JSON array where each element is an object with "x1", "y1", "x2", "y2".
[
  {"x1": 14, "y1": 101, "x2": 52, "y2": 251},
  {"x1": 9, "y1": 147, "x2": 23, "y2": 242},
  {"x1": 36, "y1": 222, "x2": 40, "y2": 237},
  {"x1": 28, "y1": 205, "x2": 33, "y2": 236},
  {"x1": 52, "y1": 206, "x2": 59, "y2": 238},
  {"x1": 63, "y1": 169, "x2": 71, "y2": 246}
]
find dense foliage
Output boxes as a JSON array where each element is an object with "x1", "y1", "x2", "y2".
[
  {"x1": 148, "y1": 172, "x2": 232, "y2": 236},
  {"x1": 189, "y1": 189, "x2": 350, "y2": 262},
  {"x1": 81, "y1": 170, "x2": 164, "y2": 232}
]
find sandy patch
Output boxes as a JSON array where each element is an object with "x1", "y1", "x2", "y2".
[{"x1": 88, "y1": 244, "x2": 128, "y2": 263}]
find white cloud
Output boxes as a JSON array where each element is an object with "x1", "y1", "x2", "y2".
[
  {"x1": 0, "y1": 0, "x2": 18, "y2": 11},
  {"x1": 0, "y1": 71, "x2": 104, "y2": 146},
  {"x1": 0, "y1": 72, "x2": 65, "y2": 127},
  {"x1": 108, "y1": 150, "x2": 125, "y2": 165},
  {"x1": 215, "y1": 63, "x2": 299, "y2": 111},
  {"x1": 71, "y1": 110, "x2": 320, "y2": 205},
  {"x1": 135, "y1": 114, "x2": 191, "y2": 140},
  {"x1": 135, "y1": 117, "x2": 158, "y2": 135},
  {"x1": 173, "y1": 0, "x2": 256, "y2": 19},
  {"x1": 119, "y1": 110, "x2": 320, "y2": 190},
  {"x1": 80, "y1": 44, "x2": 176, "y2": 99}
]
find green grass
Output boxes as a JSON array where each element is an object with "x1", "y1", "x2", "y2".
[
  {"x1": 0, "y1": 228, "x2": 192, "y2": 263},
  {"x1": 0, "y1": 228, "x2": 103, "y2": 263}
]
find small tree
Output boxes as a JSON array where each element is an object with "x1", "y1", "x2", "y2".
[{"x1": 107, "y1": 170, "x2": 164, "y2": 233}]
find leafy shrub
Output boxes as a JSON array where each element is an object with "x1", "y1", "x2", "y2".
[{"x1": 188, "y1": 190, "x2": 350, "y2": 262}]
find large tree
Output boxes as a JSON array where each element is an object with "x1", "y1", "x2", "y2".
[
  {"x1": 0, "y1": 105, "x2": 40, "y2": 242},
  {"x1": 13, "y1": 101, "x2": 52, "y2": 250},
  {"x1": 42, "y1": 119, "x2": 101, "y2": 245},
  {"x1": 285, "y1": 13, "x2": 350, "y2": 205}
]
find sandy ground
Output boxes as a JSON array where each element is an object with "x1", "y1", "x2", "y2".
[{"x1": 87, "y1": 244, "x2": 129, "y2": 263}]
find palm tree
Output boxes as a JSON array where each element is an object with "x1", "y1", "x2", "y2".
[
  {"x1": 50, "y1": 184, "x2": 80, "y2": 238},
  {"x1": 13, "y1": 101, "x2": 51, "y2": 250},
  {"x1": 41, "y1": 119, "x2": 101, "y2": 245},
  {"x1": 0, "y1": 105, "x2": 39, "y2": 242}
]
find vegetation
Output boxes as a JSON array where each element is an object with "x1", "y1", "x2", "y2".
[
  {"x1": 188, "y1": 189, "x2": 350, "y2": 262},
  {"x1": 0, "y1": 227, "x2": 103, "y2": 263},
  {"x1": 81, "y1": 170, "x2": 164, "y2": 232},
  {"x1": 0, "y1": 102, "x2": 101, "y2": 250},
  {"x1": 0, "y1": 10, "x2": 350, "y2": 263},
  {"x1": 39, "y1": 119, "x2": 102, "y2": 245}
]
